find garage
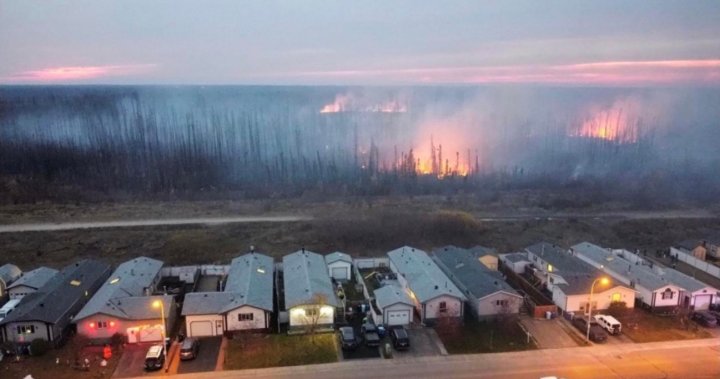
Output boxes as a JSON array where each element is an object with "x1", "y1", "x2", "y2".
[
  {"x1": 189, "y1": 320, "x2": 214, "y2": 337},
  {"x1": 325, "y1": 252, "x2": 353, "y2": 281},
  {"x1": 127, "y1": 325, "x2": 164, "y2": 343},
  {"x1": 386, "y1": 310, "x2": 411, "y2": 326},
  {"x1": 374, "y1": 285, "x2": 415, "y2": 326},
  {"x1": 694, "y1": 294, "x2": 712, "y2": 310},
  {"x1": 331, "y1": 267, "x2": 349, "y2": 280}
]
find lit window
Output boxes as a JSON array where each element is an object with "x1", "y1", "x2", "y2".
[
  {"x1": 547, "y1": 264, "x2": 553, "y2": 272},
  {"x1": 612, "y1": 293, "x2": 621, "y2": 302},
  {"x1": 70, "y1": 280, "x2": 82, "y2": 286},
  {"x1": 238, "y1": 313, "x2": 254, "y2": 321},
  {"x1": 305, "y1": 308, "x2": 319, "y2": 317},
  {"x1": 16, "y1": 325, "x2": 35, "y2": 334},
  {"x1": 110, "y1": 278, "x2": 120, "y2": 284}
]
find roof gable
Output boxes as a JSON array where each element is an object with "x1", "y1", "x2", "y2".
[{"x1": 387, "y1": 246, "x2": 466, "y2": 303}]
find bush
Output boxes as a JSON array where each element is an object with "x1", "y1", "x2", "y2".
[{"x1": 30, "y1": 338, "x2": 50, "y2": 356}]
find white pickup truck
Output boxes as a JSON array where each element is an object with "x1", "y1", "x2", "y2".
[{"x1": 593, "y1": 314, "x2": 622, "y2": 335}]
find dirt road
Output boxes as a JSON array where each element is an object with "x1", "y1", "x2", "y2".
[{"x1": 0, "y1": 215, "x2": 312, "y2": 233}]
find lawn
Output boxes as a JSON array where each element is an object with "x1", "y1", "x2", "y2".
[
  {"x1": 613, "y1": 310, "x2": 713, "y2": 343},
  {"x1": 437, "y1": 318, "x2": 537, "y2": 354},
  {"x1": 224, "y1": 334, "x2": 338, "y2": 370}
]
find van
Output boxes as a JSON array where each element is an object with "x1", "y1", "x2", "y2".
[
  {"x1": 144, "y1": 344, "x2": 165, "y2": 371},
  {"x1": 0, "y1": 299, "x2": 21, "y2": 322},
  {"x1": 593, "y1": 314, "x2": 622, "y2": 335}
]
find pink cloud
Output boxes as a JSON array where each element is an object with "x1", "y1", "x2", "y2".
[{"x1": 1, "y1": 64, "x2": 157, "y2": 83}]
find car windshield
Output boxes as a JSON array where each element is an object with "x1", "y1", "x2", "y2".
[
  {"x1": 394, "y1": 329, "x2": 408, "y2": 338},
  {"x1": 341, "y1": 328, "x2": 354, "y2": 339}
]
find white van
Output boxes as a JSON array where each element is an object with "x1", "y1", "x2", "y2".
[
  {"x1": 0, "y1": 299, "x2": 21, "y2": 322},
  {"x1": 593, "y1": 314, "x2": 622, "y2": 335}
]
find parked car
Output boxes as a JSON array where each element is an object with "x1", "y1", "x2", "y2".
[
  {"x1": 691, "y1": 311, "x2": 718, "y2": 328},
  {"x1": 361, "y1": 322, "x2": 381, "y2": 347},
  {"x1": 338, "y1": 326, "x2": 360, "y2": 350},
  {"x1": 572, "y1": 317, "x2": 608, "y2": 343},
  {"x1": 179, "y1": 338, "x2": 200, "y2": 361},
  {"x1": 389, "y1": 326, "x2": 410, "y2": 350},
  {"x1": 144, "y1": 344, "x2": 165, "y2": 371},
  {"x1": 593, "y1": 314, "x2": 622, "y2": 335}
]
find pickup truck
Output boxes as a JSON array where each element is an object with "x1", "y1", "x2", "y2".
[{"x1": 361, "y1": 322, "x2": 381, "y2": 347}]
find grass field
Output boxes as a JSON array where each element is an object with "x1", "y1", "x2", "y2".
[
  {"x1": 615, "y1": 311, "x2": 713, "y2": 343},
  {"x1": 224, "y1": 334, "x2": 337, "y2": 370},
  {"x1": 437, "y1": 318, "x2": 537, "y2": 354}
]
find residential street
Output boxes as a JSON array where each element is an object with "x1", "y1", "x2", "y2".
[{"x1": 121, "y1": 338, "x2": 720, "y2": 379}]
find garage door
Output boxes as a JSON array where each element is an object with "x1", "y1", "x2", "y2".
[
  {"x1": 126, "y1": 325, "x2": 163, "y2": 343},
  {"x1": 331, "y1": 267, "x2": 349, "y2": 280},
  {"x1": 386, "y1": 310, "x2": 411, "y2": 326},
  {"x1": 694, "y1": 295, "x2": 712, "y2": 310},
  {"x1": 189, "y1": 321, "x2": 214, "y2": 337}
]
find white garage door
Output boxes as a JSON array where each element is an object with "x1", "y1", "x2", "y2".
[
  {"x1": 189, "y1": 321, "x2": 214, "y2": 337},
  {"x1": 127, "y1": 325, "x2": 163, "y2": 343},
  {"x1": 386, "y1": 310, "x2": 411, "y2": 326},
  {"x1": 331, "y1": 267, "x2": 349, "y2": 280},
  {"x1": 694, "y1": 295, "x2": 712, "y2": 310}
]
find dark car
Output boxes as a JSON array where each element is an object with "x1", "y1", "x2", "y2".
[
  {"x1": 361, "y1": 322, "x2": 381, "y2": 347},
  {"x1": 572, "y1": 317, "x2": 607, "y2": 343},
  {"x1": 144, "y1": 344, "x2": 165, "y2": 371},
  {"x1": 339, "y1": 326, "x2": 360, "y2": 350},
  {"x1": 389, "y1": 326, "x2": 410, "y2": 350},
  {"x1": 691, "y1": 311, "x2": 718, "y2": 328},
  {"x1": 179, "y1": 338, "x2": 200, "y2": 361}
]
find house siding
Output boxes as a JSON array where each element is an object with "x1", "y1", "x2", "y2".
[
  {"x1": 8, "y1": 285, "x2": 38, "y2": 300},
  {"x1": 288, "y1": 304, "x2": 334, "y2": 327},
  {"x1": 225, "y1": 305, "x2": 269, "y2": 330},
  {"x1": 423, "y1": 295, "x2": 463, "y2": 321},
  {"x1": 2, "y1": 321, "x2": 49, "y2": 344},
  {"x1": 475, "y1": 292, "x2": 522, "y2": 317},
  {"x1": 76, "y1": 302, "x2": 177, "y2": 341}
]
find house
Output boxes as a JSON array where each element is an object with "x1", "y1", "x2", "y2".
[
  {"x1": 283, "y1": 249, "x2": 338, "y2": 330},
  {"x1": 572, "y1": 242, "x2": 718, "y2": 311},
  {"x1": 468, "y1": 246, "x2": 499, "y2": 270},
  {"x1": 183, "y1": 252, "x2": 274, "y2": 337},
  {"x1": 525, "y1": 242, "x2": 636, "y2": 314},
  {"x1": 325, "y1": 251, "x2": 353, "y2": 281},
  {"x1": 499, "y1": 252, "x2": 531, "y2": 274},
  {"x1": 387, "y1": 246, "x2": 466, "y2": 324},
  {"x1": 7, "y1": 267, "x2": 58, "y2": 300},
  {"x1": 0, "y1": 260, "x2": 111, "y2": 346},
  {"x1": 74, "y1": 257, "x2": 174, "y2": 343},
  {"x1": 433, "y1": 246, "x2": 523, "y2": 319},
  {"x1": 372, "y1": 285, "x2": 414, "y2": 326},
  {"x1": 672, "y1": 240, "x2": 708, "y2": 260},
  {"x1": 0, "y1": 264, "x2": 22, "y2": 300}
]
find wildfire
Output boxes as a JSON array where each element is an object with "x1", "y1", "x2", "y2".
[
  {"x1": 319, "y1": 94, "x2": 407, "y2": 114},
  {"x1": 571, "y1": 103, "x2": 640, "y2": 143},
  {"x1": 394, "y1": 135, "x2": 474, "y2": 178}
]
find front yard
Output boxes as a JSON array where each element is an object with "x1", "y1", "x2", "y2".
[
  {"x1": 436, "y1": 317, "x2": 537, "y2": 354},
  {"x1": 611, "y1": 309, "x2": 713, "y2": 343},
  {"x1": 224, "y1": 334, "x2": 338, "y2": 370}
]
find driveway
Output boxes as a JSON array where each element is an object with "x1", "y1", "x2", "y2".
[
  {"x1": 391, "y1": 326, "x2": 445, "y2": 359},
  {"x1": 177, "y1": 337, "x2": 222, "y2": 373},
  {"x1": 112, "y1": 343, "x2": 167, "y2": 378},
  {"x1": 519, "y1": 316, "x2": 581, "y2": 349}
]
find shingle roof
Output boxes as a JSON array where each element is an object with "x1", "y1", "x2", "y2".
[
  {"x1": 324, "y1": 251, "x2": 352, "y2": 265},
  {"x1": 432, "y1": 246, "x2": 520, "y2": 301},
  {"x1": 0, "y1": 264, "x2": 22, "y2": 286},
  {"x1": 501, "y1": 252, "x2": 530, "y2": 264},
  {"x1": 374, "y1": 285, "x2": 413, "y2": 309},
  {"x1": 7, "y1": 267, "x2": 58, "y2": 291},
  {"x1": 283, "y1": 250, "x2": 338, "y2": 309},
  {"x1": 526, "y1": 242, "x2": 613, "y2": 295},
  {"x1": 182, "y1": 292, "x2": 236, "y2": 315},
  {"x1": 74, "y1": 257, "x2": 163, "y2": 321},
  {"x1": 387, "y1": 246, "x2": 466, "y2": 303},
  {"x1": 0, "y1": 259, "x2": 111, "y2": 325},
  {"x1": 468, "y1": 245, "x2": 497, "y2": 257},
  {"x1": 675, "y1": 239, "x2": 703, "y2": 251}
]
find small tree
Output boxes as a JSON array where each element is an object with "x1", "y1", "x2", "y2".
[{"x1": 302, "y1": 293, "x2": 330, "y2": 342}]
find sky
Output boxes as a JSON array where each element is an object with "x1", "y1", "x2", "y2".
[{"x1": 1, "y1": 0, "x2": 719, "y2": 86}]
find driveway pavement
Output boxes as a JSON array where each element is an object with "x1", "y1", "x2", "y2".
[
  {"x1": 177, "y1": 337, "x2": 222, "y2": 373},
  {"x1": 392, "y1": 326, "x2": 445, "y2": 359},
  {"x1": 112, "y1": 343, "x2": 168, "y2": 378},
  {"x1": 519, "y1": 316, "x2": 580, "y2": 349}
]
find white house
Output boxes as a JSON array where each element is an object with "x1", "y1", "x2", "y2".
[
  {"x1": 373, "y1": 285, "x2": 414, "y2": 326},
  {"x1": 499, "y1": 252, "x2": 531, "y2": 274},
  {"x1": 0, "y1": 264, "x2": 22, "y2": 300},
  {"x1": 387, "y1": 246, "x2": 466, "y2": 324},
  {"x1": 183, "y1": 252, "x2": 274, "y2": 337},
  {"x1": 526, "y1": 242, "x2": 636, "y2": 314},
  {"x1": 283, "y1": 249, "x2": 338, "y2": 330},
  {"x1": 433, "y1": 246, "x2": 523, "y2": 319},
  {"x1": 7, "y1": 267, "x2": 58, "y2": 300},
  {"x1": 572, "y1": 242, "x2": 719, "y2": 311},
  {"x1": 324, "y1": 252, "x2": 352, "y2": 281}
]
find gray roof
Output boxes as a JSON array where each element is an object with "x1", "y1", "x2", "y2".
[
  {"x1": 468, "y1": 245, "x2": 497, "y2": 257},
  {"x1": 283, "y1": 250, "x2": 338, "y2": 309},
  {"x1": 74, "y1": 257, "x2": 163, "y2": 321},
  {"x1": 387, "y1": 246, "x2": 466, "y2": 303},
  {"x1": 526, "y1": 242, "x2": 613, "y2": 295},
  {"x1": 433, "y1": 246, "x2": 520, "y2": 301},
  {"x1": 7, "y1": 267, "x2": 58, "y2": 291},
  {"x1": 374, "y1": 285, "x2": 413, "y2": 309},
  {"x1": 0, "y1": 264, "x2": 22, "y2": 286},
  {"x1": 182, "y1": 292, "x2": 236, "y2": 315},
  {"x1": 0, "y1": 260, "x2": 112, "y2": 326},
  {"x1": 675, "y1": 239, "x2": 703, "y2": 251},
  {"x1": 325, "y1": 251, "x2": 352, "y2": 265},
  {"x1": 575, "y1": 242, "x2": 716, "y2": 293},
  {"x1": 501, "y1": 252, "x2": 530, "y2": 264}
]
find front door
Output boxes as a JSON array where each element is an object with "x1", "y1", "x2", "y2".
[{"x1": 215, "y1": 320, "x2": 224, "y2": 335}]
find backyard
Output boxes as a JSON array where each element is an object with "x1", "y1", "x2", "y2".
[
  {"x1": 224, "y1": 334, "x2": 338, "y2": 370},
  {"x1": 436, "y1": 317, "x2": 537, "y2": 354}
]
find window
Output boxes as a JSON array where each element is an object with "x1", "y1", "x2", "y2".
[
  {"x1": 496, "y1": 300, "x2": 509, "y2": 307},
  {"x1": 661, "y1": 288, "x2": 674, "y2": 300},
  {"x1": 238, "y1": 313, "x2": 254, "y2": 321},
  {"x1": 438, "y1": 301, "x2": 447, "y2": 312},
  {"x1": 611, "y1": 293, "x2": 621, "y2": 302},
  {"x1": 547, "y1": 264, "x2": 553, "y2": 272},
  {"x1": 305, "y1": 308, "x2": 318, "y2": 317},
  {"x1": 97, "y1": 321, "x2": 108, "y2": 329},
  {"x1": 549, "y1": 277, "x2": 554, "y2": 284},
  {"x1": 16, "y1": 325, "x2": 35, "y2": 335}
]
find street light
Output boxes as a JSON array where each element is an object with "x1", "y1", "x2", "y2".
[
  {"x1": 586, "y1": 277, "x2": 610, "y2": 342},
  {"x1": 152, "y1": 299, "x2": 167, "y2": 371}
]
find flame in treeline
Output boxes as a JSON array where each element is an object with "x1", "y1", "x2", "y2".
[
  {"x1": 319, "y1": 93, "x2": 407, "y2": 114},
  {"x1": 572, "y1": 105, "x2": 641, "y2": 143},
  {"x1": 392, "y1": 135, "x2": 476, "y2": 178}
]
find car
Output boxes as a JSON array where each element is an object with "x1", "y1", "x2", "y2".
[
  {"x1": 691, "y1": 311, "x2": 718, "y2": 328},
  {"x1": 144, "y1": 344, "x2": 165, "y2": 371},
  {"x1": 179, "y1": 338, "x2": 200, "y2": 361},
  {"x1": 572, "y1": 317, "x2": 607, "y2": 343},
  {"x1": 338, "y1": 326, "x2": 360, "y2": 350},
  {"x1": 361, "y1": 322, "x2": 381, "y2": 347},
  {"x1": 389, "y1": 326, "x2": 410, "y2": 350}
]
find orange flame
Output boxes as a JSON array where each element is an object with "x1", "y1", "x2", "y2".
[
  {"x1": 572, "y1": 103, "x2": 640, "y2": 143},
  {"x1": 320, "y1": 94, "x2": 407, "y2": 113}
]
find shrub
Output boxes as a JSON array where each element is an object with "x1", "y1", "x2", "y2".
[{"x1": 30, "y1": 338, "x2": 50, "y2": 356}]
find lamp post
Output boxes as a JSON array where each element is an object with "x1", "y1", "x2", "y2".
[
  {"x1": 586, "y1": 277, "x2": 610, "y2": 342},
  {"x1": 152, "y1": 299, "x2": 167, "y2": 371}
]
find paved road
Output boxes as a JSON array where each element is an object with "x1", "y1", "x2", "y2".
[
  {"x1": 121, "y1": 338, "x2": 720, "y2": 379},
  {"x1": 0, "y1": 215, "x2": 312, "y2": 233}
]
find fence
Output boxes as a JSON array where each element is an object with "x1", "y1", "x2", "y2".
[
  {"x1": 354, "y1": 257, "x2": 389, "y2": 269},
  {"x1": 671, "y1": 247, "x2": 720, "y2": 279},
  {"x1": 499, "y1": 263, "x2": 557, "y2": 318}
]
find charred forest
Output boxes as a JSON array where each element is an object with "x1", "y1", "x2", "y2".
[{"x1": 1, "y1": 85, "x2": 719, "y2": 207}]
